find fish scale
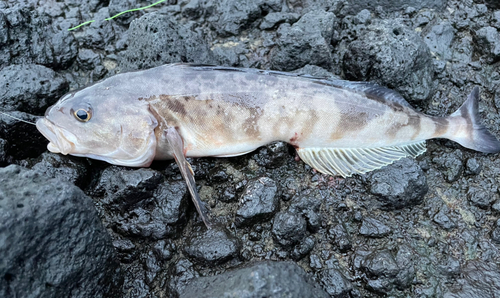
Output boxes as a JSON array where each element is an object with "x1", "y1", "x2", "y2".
[{"x1": 35, "y1": 64, "x2": 500, "y2": 228}]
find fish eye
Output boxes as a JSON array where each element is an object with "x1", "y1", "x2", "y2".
[{"x1": 73, "y1": 108, "x2": 91, "y2": 122}]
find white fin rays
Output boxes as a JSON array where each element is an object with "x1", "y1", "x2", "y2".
[{"x1": 297, "y1": 141, "x2": 427, "y2": 178}]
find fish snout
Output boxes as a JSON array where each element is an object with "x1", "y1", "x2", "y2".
[{"x1": 36, "y1": 118, "x2": 76, "y2": 155}]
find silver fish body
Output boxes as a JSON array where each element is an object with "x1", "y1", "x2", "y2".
[{"x1": 36, "y1": 64, "x2": 500, "y2": 227}]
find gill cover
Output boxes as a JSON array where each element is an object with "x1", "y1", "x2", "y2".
[{"x1": 37, "y1": 86, "x2": 159, "y2": 167}]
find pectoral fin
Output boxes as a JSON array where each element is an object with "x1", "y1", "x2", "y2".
[{"x1": 165, "y1": 127, "x2": 212, "y2": 228}]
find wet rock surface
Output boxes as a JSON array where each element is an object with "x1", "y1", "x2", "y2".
[
  {"x1": 183, "y1": 227, "x2": 241, "y2": 265},
  {"x1": 235, "y1": 177, "x2": 279, "y2": 226},
  {"x1": 181, "y1": 261, "x2": 330, "y2": 298},
  {"x1": 2, "y1": 0, "x2": 500, "y2": 297},
  {"x1": 0, "y1": 165, "x2": 122, "y2": 298},
  {"x1": 365, "y1": 157, "x2": 428, "y2": 210}
]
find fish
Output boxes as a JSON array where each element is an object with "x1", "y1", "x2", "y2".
[{"x1": 35, "y1": 63, "x2": 500, "y2": 228}]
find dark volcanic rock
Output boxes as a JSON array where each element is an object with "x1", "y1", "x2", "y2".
[
  {"x1": 342, "y1": 0, "x2": 446, "y2": 14},
  {"x1": 423, "y1": 21, "x2": 455, "y2": 61},
  {"x1": 473, "y1": 26, "x2": 500, "y2": 63},
  {"x1": 73, "y1": 6, "x2": 121, "y2": 51},
  {"x1": 109, "y1": 0, "x2": 143, "y2": 25},
  {"x1": 181, "y1": 261, "x2": 330, "y2": 298},
  {"x1": 291, "y1": 235, "x2": 316, "y2": 260},
  {"x1": 467, "y1": 185, "x2": 497, "y2": 209},
  {"x1": 93, "y1": 166, "x2": 164, "y2": 211},
  {"x1": 432, "y1": 150, "x2": 464, "y2": 183},
  {"x1": 184, "y1": 227, "x2": 241, "y2": 266},
  {"x1": 253, "y1": 141, "x2": 290, "y2": 169},
  {"x1": 360, "y1": 245, "x2": 415, "y2": 293},
  {"x1": 260, "y1": 12, "x2": 301, "y2": 30},
  {"x1": 0, "y1": 64, "x2": 68, "y2": 114},
  {"x1": 317, "y1": 267, "x2": 353, "y2": 298},
  {"x1": 464, "y1": 158, "x2": 482, "y2": 175},
  {"x1": 0, "y1": 138, "x2": 6, "y2": 166},
  {"x1": 359, "y1": 217, "x2": 392, "y2": 238},
  {"x1": 92, "y1": 167, "x2": 189, "y2": 239},
  {"x1": 328, "y1": 223, "x2": 351, "y2": 252},
  {"x1": 491, "y1": 219, "x2": 500, "y2": 244},
  {"x1": 444, "y1": 260, "x2": 500, "y2": 297},
  {"x1": 236, "y1": 177, "x2": 279, "y2": 226},
  {"x1": 433, "y1": 204, "x2": 457, "y2": 230},
  {"x1": 289, "y1": 193, "x2": 322, "y2": 232},
  {"x1": 211, "y1": 0, "x2": 281, "y2": 37},
  {"x1": 361, "y1": 250, "x2": 399, "y2": 293},
  {"x1": 115, "y1": 180, "x2": 188, "y2": 239},
  {"x1": 0, "y1": 5, "x2": 78, "y2": 69},
  {"x1": 343, "y1": 19, "x2": 434, "y2": 102},
  {"x1": 142, "y1": 241, "x2": 175, "y2": 284},
  {"x1": 120, "y1": 13, "x2": 215, "y2": 71},
  {"x1": 271, "y1": 10, "x2": 336, "y2": 71},
  {"x1": 30, "y1": 152, "x2": 89, "y2": 188},
  {"x1": 77, "y1": 49, "x2": 107, "y2": 80},
  {"x1": 0, "y1": 111, "x2": 47, "y2": 162},
  {"x1": 366, "y1": 158, "x2": 428, "y2": 210},
  {"x1": 0, "y1": 165, "x2": 122, "y2": 298},
  {"x1": 484, "y1": 0, "x2": 500, "y2": 10},
  {"x1": 272, "y1": 211, "x2": 307, "y2": 246},
  {"x1": 167, "y1": 258, "x2": 200, "y2": 297}
]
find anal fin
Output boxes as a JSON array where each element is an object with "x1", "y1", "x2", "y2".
[{"x1": 297, "y1": 141, "x2": 426, "y2": 177}]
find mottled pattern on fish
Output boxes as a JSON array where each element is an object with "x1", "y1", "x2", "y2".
[
  {"x1": 36, "y1": 63, "x2": 500, "y2": 227},
  {"x1": 121, "y1": 65, "x2": 443, "y2": 160},
  {"x1": 38, "y1": 64, "x2": 500, "y2": 170}
]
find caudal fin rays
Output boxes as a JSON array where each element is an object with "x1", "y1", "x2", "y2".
[{"x1": 448, "y1": 87, "x2": 500, "y2": 154}]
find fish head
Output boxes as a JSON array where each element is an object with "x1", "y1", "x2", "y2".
[{"x1": 36, "y1": 88, "x2": 158, "y2": 167}]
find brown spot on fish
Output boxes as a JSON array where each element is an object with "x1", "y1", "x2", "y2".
[
  {"x1": 331, "y1": 110, "x2": 371, "y2": 140},
  {"x1": 242, "y1": 108, "x2": 262, "y2": 138},
  {"x1": 330, "y1": 129, "x2": 344, "y2": 140},
  {"x1": 169, "y1": 99, "x2": 187, "y2": 118},
  {"x1": 409, "y1": 114, "x2": 421, "y2": 139},
  {"x1": 386, "y1": 113, "x2": 421, "y2": 139},
  {"x1": 431, "y1": 117, "x2": 449, "y2": 137}
]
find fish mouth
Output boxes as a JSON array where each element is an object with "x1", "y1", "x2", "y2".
[{"x1": 36, "y1": 118, "x2": 77, "y2": 155}]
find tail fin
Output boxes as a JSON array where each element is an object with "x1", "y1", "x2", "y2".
[{"x1": 449, "y1": 87, "x2": 500, "y2": 153}]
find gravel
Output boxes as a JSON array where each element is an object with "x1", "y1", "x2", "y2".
[{"x1": 2, "y1": 1, "x2": 500, "y2": 297}]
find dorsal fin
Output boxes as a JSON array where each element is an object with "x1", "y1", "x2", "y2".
[
  {"x1": 297, "y1": 141, "x2": 426, "y2": 177},
  {"x1": 324, "y1": 81, "x2": 411, "y2": 107},
  {"x1": 186, "y1": 64, "x2": 411, "y2": 106}
]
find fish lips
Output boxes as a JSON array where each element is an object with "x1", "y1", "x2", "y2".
[{"x1": 36, "y1": 118, "x2": 77, "y2": 155}]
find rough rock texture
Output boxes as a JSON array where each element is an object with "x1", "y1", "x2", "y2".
[
  {"x1": 365, "y1": 158, "x2": 429, "y2": 210},
  {"x1": 473, "y1": 26, "x2": 500, "y2": 63},
  {"x1": 271, "y1": 10, "x2": 336, "y2": 71},
  {"x1": 0, "y1": 111, "x2": 47, "y2": 163},
  {"x1": 272, "y1": 211, "x2": 308, "y2": 246},
  {"x1": 343, "y1": 19, "x2": 435, "y2": 102},
  {"x1": 184, "y1": 227, "x2": 241, "y2": 265},
  {"x1": 235, "y1": 177, "x2": 279, "y2": 226},
  {"x1": 2, "y1": 0, "x2": 500, "y2": 297},
  {"x1": 341, "y1": 0, "x2": 446, "y2": 14},
  {"x1": 119, "y1": 12, "x2": 215, "y2": 71},
  {"x1": 0, "y1": 64, "x2": 68, "y2": 114},
  {"x1": 0, "y1": 165, "x2": 122, "y2": 298},
  {"x1": 0, "y1": 3, "x2": 78, "y2": 69},
  {"x1": 181, "y1": 261, "x2": 330, "y2": 298}
]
